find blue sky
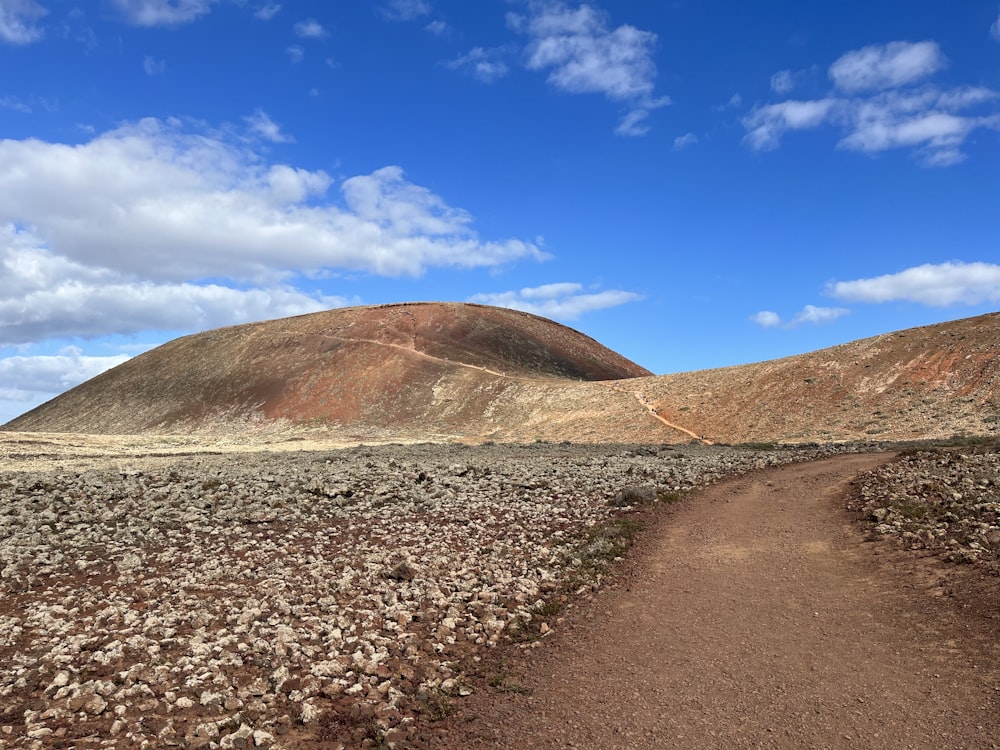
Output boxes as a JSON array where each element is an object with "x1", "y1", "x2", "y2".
[{"x1": 1, "y1": 0, "x2": 999, "y2": 424}]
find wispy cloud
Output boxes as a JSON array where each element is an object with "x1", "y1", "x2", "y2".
[
  {"x1": 469, "y1": 282, "x2": 641, "y2": 320},
  {"x1": 750, "y1": 306, "x2": 849, "y2": 328},
  {"x1": 0, "y1": 118, "x2": 545, "y2": 346},
  {"x1": 109, "y1": 0, "x2": 217, "y2": 27},
  {"x1": 992, "y1": 12, "x2": 1000, "y2": 42},
  {"x1": 0, "y1": 0, "x2": 47, "y2": 44},
  {"x1": 829, "y1": 261, "x2": 1000, "y2": 306},
  {"x1": 507, "y1": 1, "x2": 668, "y2": 136},
  {"x1": 293, "y1": 18, "x2": 327, "y2": 39},
  {"x1": 254, "y1": 3, "x2": 280, "y2": 21},
  {"x1": 446, "y1": 47, "x2": 510, "y2": 83},
  {"x1": 770, "y1": 70, "x2": 794, "y2": 95},
  {"x1": 286, "y1": 44, "x2": 303, "y2": 63},
  {"x1": 713, "y1": 93, "x2": 742, "y2": 112},
  {"x1": 672, "y1": 132, "x2": 698, "y2": 151},
  {"x1": 743, "y1": 40, "x2": 1000, "y2": 166},
  {"x1": 793, "y1": 305, "x2": 850, "y2": 325},
  {"x1": 245, "y1": 109, "x2": 293, "y2": 142},
  {"x1": 143, "y1": 55, "x2": 166, "y2": 76},
  {"x1": 750, "y1": 311, "x2": 781, "y2": 328},
  {"x1": 0, "y1": 95, "x2": 31, "y2": 113},
  {"x1": 425, "y1": 19, "x2": 448, "y2": 36},
  {"x1": 378, "y1": 0, "x2": 432, "y2": 22}
]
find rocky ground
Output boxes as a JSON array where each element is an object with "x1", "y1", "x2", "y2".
[
  {"x1": 847, "y1": 440, "x2": 1000, "y2": 572},
  {"x1": 0, "y1": 440, "x2": 846, "y2": 749},
  {"x1": 3, "y1": 437, "x2": 997, "y2": 749},
  {"x1": 423, "y1": 452, "x2": 1000, "y2": 749}
]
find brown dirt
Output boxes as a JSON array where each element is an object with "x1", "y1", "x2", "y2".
[{"x1": 425, "y1": 454, "x2": 1000, "y2": 749}]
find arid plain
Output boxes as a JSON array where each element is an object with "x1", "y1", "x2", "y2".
[{"x1": 2, "y1": 304, "x2": 999, "y2": 748}]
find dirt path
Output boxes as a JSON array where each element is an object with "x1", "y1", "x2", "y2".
[
  {"x1": 633, "y1": 392, "x2": 712, "y2": 444},
  {"x1": 604, "y1": 384, "x2": 711, "y2": 444},
  {"x1": 430, "y1": 454, "x2": 1000, "y2": 749}
]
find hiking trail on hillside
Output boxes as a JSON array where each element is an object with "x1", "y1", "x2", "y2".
[{"x1": 422, "y1": 454, "x2": 1000, "y2": 749}]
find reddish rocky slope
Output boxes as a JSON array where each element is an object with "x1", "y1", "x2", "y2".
[
  {"x1": 2, "y1": 303, "x2": 652, "y2": 437},
  {"x1": 629, "y1": 311, "x2": 1000, "y2": 444}
]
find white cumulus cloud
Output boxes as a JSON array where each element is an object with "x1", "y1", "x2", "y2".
[
  {"x1": 469, "y1": 282, "x2": 642, "y2": 321},
  {"x1": 743, "y1": 99, "x2": 838, "y2": 151},
  {"x1": 743, "y1": 40, "x2": 1000, "y2": 166},
  {"x1": 0, "y1": 348, "x2": 131, "y2": 402},
  {"x1": 829, "y1": 262, "x2": 1000, "y2": 307},
  {"x1": 0, "y1": 119, "x2": 545, "y2": 281},
  {"x1": 829, "y1": 41, "x2": 946, "y2": 92},
  {"x1": 0, "y1": 118, "x2": 546, "y2": 345},
  {"x1": 110, "y1": 0, "x2": 218, "y2": 27},
  {"x1": 0, "y1": 224, "x2": 353, "y2": 345},
  {"x1": 509, "y1": 1, "x2": 668, "y2": 136},
  {"x1": 0, "y1": 0, "x2": 47, "y2": 44}
]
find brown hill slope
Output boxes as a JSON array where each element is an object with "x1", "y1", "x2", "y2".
[
  {"x1": 624, "y1": 311, "x2": 1000, "y2": 444},
  {"x1": 3, "y1": 303, "x2": 652, "y2": 436},
  {"x1": 5, "y1": 306, "x2": 999, "y2": 444}
]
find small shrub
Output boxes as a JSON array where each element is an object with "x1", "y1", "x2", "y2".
[
  {"x1": 740, "y1": 442, "x2": 779, "y2": 450},
  {"x1": 609, "y1": 484, "x2": 657, "y2": 507},
  {"x1": 416, "y1": 689, "x2": 453, "y2": 721}
]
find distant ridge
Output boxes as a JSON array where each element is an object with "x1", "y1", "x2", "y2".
[
  {"x1": 636, "y1": 310, "x2": 1000, "y2": 444},
  {"x1": 5, "y1": 306, "x2": 999, "y2": 445}
]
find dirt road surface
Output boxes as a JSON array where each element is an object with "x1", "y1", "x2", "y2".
[{"x1": 429, "y1": 454, "x2": 1000, "y2": 749}]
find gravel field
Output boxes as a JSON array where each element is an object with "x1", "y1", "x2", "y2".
[
  {"x1": 0, "y1": 441, "x2": 844, "y2": 749},
  {"x1": 848, "y1": 442, "x2": 1000, "y2": 572}
]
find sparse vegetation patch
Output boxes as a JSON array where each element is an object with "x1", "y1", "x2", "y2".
[{"x1": 848, "y1": 442, "x2": 1000, "y2": 569}]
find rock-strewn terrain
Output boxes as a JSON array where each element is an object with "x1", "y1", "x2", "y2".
[
  {"x1": 847, "y1": 442, "x2": 1000, "y2": 572},
  {"x1": 1, "y1": 442, "x2": 841, "y2": 749}
]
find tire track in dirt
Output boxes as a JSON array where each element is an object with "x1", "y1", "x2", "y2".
[{"x1": 429, "y1": 454, "x2": 1000, "y2": 749}]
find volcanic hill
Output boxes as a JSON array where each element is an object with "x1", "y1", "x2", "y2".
[
  {"x1": 2, "y1": 303, "x2": 653, "y2": 439},
  {"x1": 4, "y1": 305, "x2": 1000, "y2": 444}
]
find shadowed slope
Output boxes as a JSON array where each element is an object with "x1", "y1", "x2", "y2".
[{"x1": 3, "y1": 303, "x2": 652, "y2": 436}]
